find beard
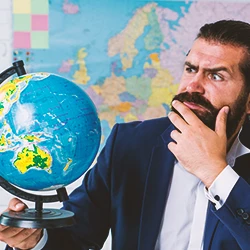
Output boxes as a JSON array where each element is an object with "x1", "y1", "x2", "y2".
[{"x1": 171, "y1": 91, "x2": 249, "y2": 139}]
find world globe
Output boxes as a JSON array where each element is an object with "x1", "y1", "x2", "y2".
[{"x1": 0, "y1": 72, "x2": 101, "y2": 191}]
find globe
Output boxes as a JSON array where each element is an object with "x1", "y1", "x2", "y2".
[{"x1": 0, "y1": 72, "x2": 101, "y2": 191}]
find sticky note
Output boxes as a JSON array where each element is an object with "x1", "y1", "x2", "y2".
[
  {"x1": 32, "y1": 15, "x2": 48, "y2": 31},
  {"x1": 14, "y1": 14, "x2": 31, "y2": 31},
  {"x1": 13, "y1": 32, "x2": 31, "y2": 49},
  {"x1": 13, "y1": 0, "x2": 31, "y2": 14},
  {"x1": 31, "y1": 31, "x2": 49, "y2": 49},
  {"x1": 31, "y1": 0, "x2": 49, "y2": 14}
]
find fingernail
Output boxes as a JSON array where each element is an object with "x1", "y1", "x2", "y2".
[
  {"x1": 172, "y1": 100, "x2": 177, "y2": 105},
  {"x1": 15, "y1": 203, "x2": 24, "y2": 209},
  {"x1": 224, "y1": 106, "x2": 229, "y2": 114}
]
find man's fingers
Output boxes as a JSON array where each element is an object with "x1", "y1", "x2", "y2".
[
  {"x1": 172, "y1": 100, "x2": 203, "y2": 126},
  {"x1": 8, "y1": 198, "x2": 27, "y2": 212},
  {"x1": 14, "y1": 229, "x2": 43, "y2": 249},
  {"x1": 0, "y1": 198, "x2": 27, "y2": 232},
  {"x1": 4, "y1": 228, "x2": 42, "y2": 249},
  {"x1": 0, "y1": 224, "x2": 8, "y2": 232},
  {"x1": 0, "y1": 199, "x2": 40, "y2": 250},
  {"x1": 215, "y1": 106, "x2": 229, "y2": 137},
  {"x1": 0, "y1": 226, "x2": 23, "y2": 239},
  {"x1": 0, "y1": 226, "x2": 42, "y2": 249},
  {"x1": 168, "y1": 111, "x2": 188, "y2": 132}
]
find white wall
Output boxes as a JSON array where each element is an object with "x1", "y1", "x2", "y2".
[{"x1": 0, "y1": 0, "x2": 12, "y2": 73}]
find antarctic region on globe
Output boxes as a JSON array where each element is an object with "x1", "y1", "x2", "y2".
[{"x1": 0, "y1": 73, "x2": 101, "y2": 191}]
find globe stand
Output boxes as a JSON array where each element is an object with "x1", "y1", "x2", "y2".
[
  {"x1": 0, "y1": 60, "x2": 26, "y2": 82},
  {"x1": 0, "y1": 176, "x2": 75, "y2": 228}
]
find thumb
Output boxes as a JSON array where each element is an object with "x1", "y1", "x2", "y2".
[
  {"x1": 215, "y1": 106, "x2": 229, "y2": 137},
  {"x1": 7, "y1": 198, "x2": 27, "y2": 212}
]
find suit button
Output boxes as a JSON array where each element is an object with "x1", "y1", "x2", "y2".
[
  {"x1": 246, "y1": 219, "x2": 250, "y2": 225},
  {"x1": 214, "y1": 195, "x2": 220, "y2": 201},
  {"x1": 237, "y1": 208, "x2": 244, "y2": 215},
  {"x1": 242, "y1": 212, "x2": 249, "y2": 220}
]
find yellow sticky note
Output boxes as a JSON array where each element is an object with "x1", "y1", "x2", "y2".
[{"x1": 13, "y1": 0, "x2": 31, "y2": 14}]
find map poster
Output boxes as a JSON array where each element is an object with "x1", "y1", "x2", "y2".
[{"x1": 12, "y1": 0, "x2": 250, "y2": 147}]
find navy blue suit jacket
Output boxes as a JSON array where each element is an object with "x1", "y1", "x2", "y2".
[{"x1": 6, "y1": 117, "x2": 250, "y2": 249}]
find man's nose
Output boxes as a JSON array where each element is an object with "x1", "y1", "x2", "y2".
[{"x1": 186, "y1": 75, "x2": 205, "y2": 94}]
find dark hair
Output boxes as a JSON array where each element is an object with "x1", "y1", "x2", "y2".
[{"x1": 197, "y1": 20, "x2": 250, "y2": 91}]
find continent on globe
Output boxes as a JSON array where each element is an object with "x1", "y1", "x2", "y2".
[
  {"x1": 14, "y1": 145, "x2": 52, "y2": 174},
  {"x1": 0, "y1": 74, "x2": 31, "y2": 117}
]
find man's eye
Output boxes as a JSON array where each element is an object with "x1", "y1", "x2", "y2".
[
  {"x1": 210, "y1": 73, "x2": 223, "y2": 81},
  {"x1": 185, "y1": 67, "x2": 196, "y2": 73}
]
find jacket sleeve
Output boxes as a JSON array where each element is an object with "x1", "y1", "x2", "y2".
[{"x1": 211, "y1": 176, "x2": 250, "y2": 250}]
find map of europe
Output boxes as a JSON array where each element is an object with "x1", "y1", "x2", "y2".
[{"x1": 14, "y1": 0, "x2": 250, "y2": 146}]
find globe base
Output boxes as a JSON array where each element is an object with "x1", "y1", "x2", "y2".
[{"x1": 0, "y1": 208, "x2": 75, "y2": 228}]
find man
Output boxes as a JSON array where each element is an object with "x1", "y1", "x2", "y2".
[{"x1": 1, "y1": 19, "x2": 250, "y2": 250}]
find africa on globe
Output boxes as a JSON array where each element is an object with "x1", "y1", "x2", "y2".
[{"x1": 0, "y1": 73, "x2": 101, "y2": 191}]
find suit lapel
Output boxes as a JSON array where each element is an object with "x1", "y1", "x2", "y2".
[{"x1": 138, "y1": 125, "x2": 175, "y2": 250}]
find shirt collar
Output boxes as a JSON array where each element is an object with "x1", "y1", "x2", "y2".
[{"x1": 226, "y1": 128, "x2": 250, "y2": 167}]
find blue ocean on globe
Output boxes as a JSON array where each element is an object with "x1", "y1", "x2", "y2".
[{"x1": 0, "y1": 73, "x2": 101, "y2": 191}]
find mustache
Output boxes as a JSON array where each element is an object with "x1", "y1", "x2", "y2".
[{"x1": 172, "y1": 92, "x2": 219, "y2": 116}]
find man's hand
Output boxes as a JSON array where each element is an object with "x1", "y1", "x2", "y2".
[
  {"x1": 0, "y1": 198, "x2": 43, "y2": 249},
  {"x1": 168, "y1": 100, "x2": 229, "y2": 187}
]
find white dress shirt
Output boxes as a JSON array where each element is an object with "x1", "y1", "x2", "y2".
[
  {"x1": 155, "y1": 131, "x2": 250, "y2": 250},
  {"x1": 28, "y1": 130, "x2": 250, "y2": 250}
]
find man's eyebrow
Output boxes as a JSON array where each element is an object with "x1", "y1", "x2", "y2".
[
  {"x1": 184, "y1": 61, "x2": 231, "y2": 74},
  {"x1": 205, "y1": 66, "x2": 231, "y2": 74},
  {"x1": 184, "y1": 61, "x2": 198, "y2": 70}
]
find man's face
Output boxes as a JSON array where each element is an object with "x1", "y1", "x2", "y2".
[{"x1": 172, "y1": 38, "x2": 250, "y2": 139}]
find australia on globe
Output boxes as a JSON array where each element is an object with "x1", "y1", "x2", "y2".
[{"x1": 0, "y1": 73, "x2": 101, "y2": 191}]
